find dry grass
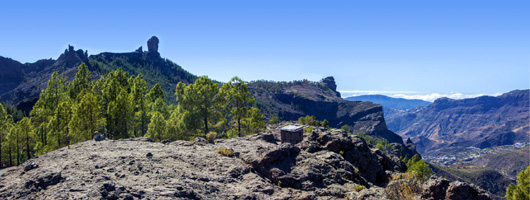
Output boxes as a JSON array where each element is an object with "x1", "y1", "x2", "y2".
[
  {"x1": 217, "y1": 147, "x2": 234, "y2": 157},
  {"x1": 386, "y1": 173, "x2": 421, "y2": 200}
]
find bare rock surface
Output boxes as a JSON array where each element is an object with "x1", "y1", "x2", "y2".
[{"x1": 0, "y1": 128, "x2": 493, "y2": 200}]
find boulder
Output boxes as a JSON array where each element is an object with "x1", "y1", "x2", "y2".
[
  {"x1": 93, "y1": 131, "x2": 105, "y2": 141},
  {"x1": 445, "y1": 181, "x2": 491, "y2": 200},
  {"x1": 24, "y1": 163, "x2": 39, "y2": 172},
  {"x1": 421, "y1": 177, "x2": 450, "y2": 200}
]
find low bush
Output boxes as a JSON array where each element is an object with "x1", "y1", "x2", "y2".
[
  {"x1": 206, "y1": 132, "x2": 217, "y2": 143},
  {"x1": 386, "y1": 173, "x2": 421, "y2": 200},
  {"x1": 217, "y1": 148, "x2": 234, "y2": 157},
  {"x1": 354, "y1": 185, "x2": 366, "y2": 192}
]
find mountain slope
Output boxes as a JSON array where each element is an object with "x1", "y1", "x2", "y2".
[
  {"x1": 345, "y1": 95, "x2": 431, "y2": 110},
  {"x1": 470, "y1": 146, "x2": 530, "y2": 180},
  {"x1": 386, "y1": 90, "x2": 530, "y2": 155}
]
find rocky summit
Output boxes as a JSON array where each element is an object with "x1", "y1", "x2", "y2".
[{"x1": 0, "y1": 125, "x2": 491, "y2": 200}]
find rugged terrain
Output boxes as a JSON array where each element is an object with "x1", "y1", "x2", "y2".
[
  {"x1": 385, "y1": 90, "x2": 530, "y2": 155},
  {"x1": 0, "y1": 126, "x2": 491, "y2": 200},
  {"x1": 249, "y1": 78, "x2": 407, "y2": 148}
]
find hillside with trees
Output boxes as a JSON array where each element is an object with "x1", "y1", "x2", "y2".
[{"x1": 0, "y1": 64, "x2": 264, "y2": 168}]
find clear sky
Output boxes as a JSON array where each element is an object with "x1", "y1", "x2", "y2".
[{"x1": 1, "y1": 1, "x2": 528, "y2": 101}]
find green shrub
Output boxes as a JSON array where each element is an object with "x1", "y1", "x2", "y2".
[
  {"x1": 354, "y1": 185, "x2": 366, "y2": 192},
  {"x1": 321, "y1": 119, "x2": 330, "y2": 128},
  {"x1": 406, "y1": 154, "x2": 432, "y2": 182},
  {"x1": 268, "y1": 116, "x2": 280, "y2": 124},
  {"x1": 206, "y1": 132, "x2": 217, "y2": 143},
  {"x1": 304, "y1": 126, "x2": 313, "y2": 133},
  {"x1": 341, "y1": 125, "x2": 350, "y2": 133},
  {"x1": 217, "y1": 148, "x2": 234, "y2": 157},
  {"x1": 298, "y1": 115, "x2": 320, "y2": 126}
]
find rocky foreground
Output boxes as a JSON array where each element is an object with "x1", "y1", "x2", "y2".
[{"x1": 0, "y1": 127, "x2": 492, "y2": 199}]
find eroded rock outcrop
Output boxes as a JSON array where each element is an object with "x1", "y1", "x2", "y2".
[{"x1": 147, "y1": 36, "x2": 159, "y2": 53}]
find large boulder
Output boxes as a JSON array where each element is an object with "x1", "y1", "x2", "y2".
[{"x1": 445, "y1": 181, "x2": 491, "y2": 200}]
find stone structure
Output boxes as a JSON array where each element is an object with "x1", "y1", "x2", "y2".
[{"x1": 280, "y1": 125, "x2": 304, "y2": 144}]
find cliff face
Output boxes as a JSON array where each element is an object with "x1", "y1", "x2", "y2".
[
  {"x1": 386, "y1": 90, "x2": 530, "y2": 155},
  {"x1": 249, "y1": 78, "x2": 406, "y2": 146}
]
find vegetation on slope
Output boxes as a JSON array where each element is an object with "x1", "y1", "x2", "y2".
[
  {"x1": 0, "y1": 63, "x2": 265, "y2": 168},
  {"x1": 89, "y1": 53, "x2": 198, "y2": 104}
]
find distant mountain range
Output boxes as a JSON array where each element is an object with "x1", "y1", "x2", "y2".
[
  {"x1": 385, "y1": 90, "x2": 529, "y2": 156},
  {"x1": 345, "y1": 94, "x2": 431, "y2": 110}
]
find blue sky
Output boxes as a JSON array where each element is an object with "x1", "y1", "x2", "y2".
[{"x1": 1, "y1": 1, "x2": 528, "y2": 101}]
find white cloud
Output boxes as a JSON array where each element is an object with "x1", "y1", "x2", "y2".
[{"x1": 339, "y1": 90, "x2": 503, "y2": 102}]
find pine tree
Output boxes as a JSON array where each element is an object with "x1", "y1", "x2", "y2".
[
  {"x1": 47, "y1": 101, "x2": 72, "y2": 148},
  {"x1": 243, "y1": 107, "x2": 265, "y2": 135},
  {"x1": 146, "y1": 112, "x2": 166, "y2": 142},
  {"x1": 147, "y1": 83, "x2": 165, "y2": 103},
  {"x1": 176, "y1": 76, "x2": 222, "y2": 137},
  {"x1": 221, "y1": 77, "x2": 254, "y2": 137},
  {"x1": 31, "y1": 72, "x2": 69, "y2": 153},
  {"x1": 69, "y1": 90, "x2": 104, "y2": 143},
  {"x1": 6, "y1": 126, "x2": 19, "y2": 166},
  {"x1": 0, "y1": 103, "x2": 13, "y2": 167},
  {"x1": 17, "y1": 118, "x2": 33, "y2": 162},
  {"x1": 129, "y1": 74, "x2": 149, "y2": 137},
  {"x1": 69, "y1": 63, "x2": 92, "y2": 100},
  {"x1": 108, "y1": 88, "x2": 132, "y2": 139}
]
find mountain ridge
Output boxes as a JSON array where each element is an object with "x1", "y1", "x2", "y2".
[
  {"x1": 386, "y1": 89, "x2": 530, "y2": 155},
  {"x1": 345, "y1": 94, "x2": 432, "y2": 110}
]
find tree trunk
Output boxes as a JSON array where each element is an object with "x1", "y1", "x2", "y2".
[
  {"x1": 0, "y1": 136, "x2": 3, "y2": 168},
  {"x1": 8, "y1": 147, "x2": 12, "y2": 167},
  {"x1": 25, "y1": 132, "x2": 31, "y2": 161},
  {"x1": 16, "y1": 136, "x2": 19, "y2": 166},
  {"x1": 238, "y1": 117, "x2": 241, "y2": 137},
  {"x1": 204, "y1": 115, "x2": 208, "y2": 137}
]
